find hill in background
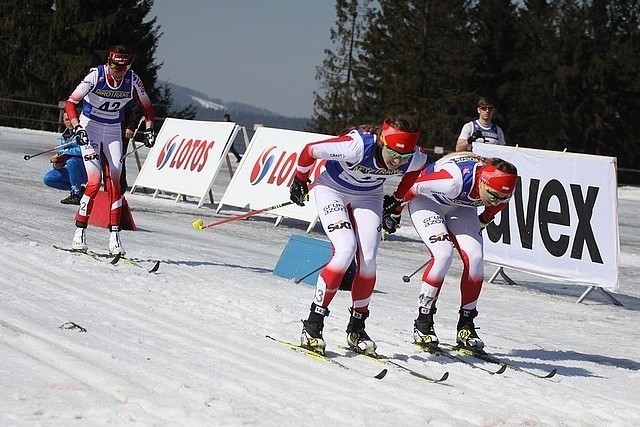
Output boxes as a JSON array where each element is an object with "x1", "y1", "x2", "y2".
[{"x1": 165, "y1": 82, "x2": 312, "y2": 135}]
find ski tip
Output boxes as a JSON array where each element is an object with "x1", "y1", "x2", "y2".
[
  {"x1": 438, "y1": 371, "x2": 449, "y2": 382},
  {"x1": 494, "y1": 364, "x2": 508, "y2": 375},
  {"x1": 375, "y1": 368, "x2": 388, "y2": 380},
  {"x1": 148, "y1": 261, "x2": 160, "y2": 273},
  {"x1": 544, "y1": 368, "x2": 558, "y2": 379}
]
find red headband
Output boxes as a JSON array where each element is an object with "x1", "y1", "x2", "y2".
[
  {"x1": 381, "y1": 120, "x2": 420, "y2": 154},
  {"x1": 480, "y1": 164, "x2": 517, "y2": 194}
]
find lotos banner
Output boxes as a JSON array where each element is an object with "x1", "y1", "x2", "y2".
[
  {"x1": 473, "y1": 143, "x2": 619, "y2": 292},
  {"x1": 131, "y1": 118, "x2": 239, "y2": 207},
  {"x1": 217, "y1": 126, "x2": 333, "y2": 231}
]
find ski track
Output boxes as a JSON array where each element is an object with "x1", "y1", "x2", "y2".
[{"x1": 3, "y1": 128, "x2": 640, "y2": 425}]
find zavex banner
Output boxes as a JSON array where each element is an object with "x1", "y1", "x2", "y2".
[
  {"x1": 217, "y1": 126, "x2": 332, "y2": 231},
  {"x1": 132, "y1": 118, "x2": 238, "y2": 207},
  {"x1": 473, "y1": 143, "x2": 619, "y2": 291}
]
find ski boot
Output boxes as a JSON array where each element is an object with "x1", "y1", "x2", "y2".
[
  {"x1": 60, "y1": 191, "x2": 82, "y2": 205},
  {"x1": 300, "y1": 303, "x2": 328, "y2": 355},
  {"x1": 71, "y1": 227, "x2": 88, "y2": 251},
  {"x1": 413, "y1": 307, "x2": 439, "y2": 349},
  {"x1": 346, "y1": 308, "x2": 376, "y2": 356},
  {"x1": 109, "y1": 225, "x2": 126, "y2": 256},
  {"x1": 456, "y1": 308, "x2": 484, "y2": 351}
]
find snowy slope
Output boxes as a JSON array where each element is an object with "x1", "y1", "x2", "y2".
[{"x1": 1, "y1": 126, "x2": 640, "y2": 426}]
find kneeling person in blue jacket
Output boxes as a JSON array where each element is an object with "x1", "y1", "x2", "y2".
[{"x1": 43, "y1": 113, "x2": 87, "y2": 205}]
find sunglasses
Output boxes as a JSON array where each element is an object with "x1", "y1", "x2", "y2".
[
  {"x1": 484, "y1": 185, "x2": 512, "y2": 203},
  {"x1": 479, "y1": 106, "x2": 494, "y2": 112},
  {"x1": 381, "y1": 135, "x2": 413, "y2": 160},
  {"x1": 485, "y1": 187, "x2": 511, "y2": 203},
  {"x1": 109, "y1": 62, "x2": 131, "y2": 73}
]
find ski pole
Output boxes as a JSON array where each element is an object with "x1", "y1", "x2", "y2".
[
  {"x1": 120, "y1": 143, "x2": 145, "y2": 163},
  {"x1": 23, "y1": 142, "x2": 74, "y2": 161},
  {"x1": 192, "y1": 200, "x2": 295, "y2": 230},
  {"x1": 293, "y1": 262, "x2": 329, "y2": 284},
  {"x1": 402, "y1": 261, "x2": 428, "y2": 283}
]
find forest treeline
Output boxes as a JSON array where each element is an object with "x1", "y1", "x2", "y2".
[
  {"x1": 312, "y1": 0, "x2": 640, "y2": 181},
  {"x1": 1, "y1": 1, "x2": 639, "y2": 181}
]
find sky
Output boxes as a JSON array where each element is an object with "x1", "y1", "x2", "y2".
[
  {"x1": 2, "y1": 126, "x2": 640, "y2": 425},
  {"x1": 151, "y1": 1, "x2": 337, "y2": 118}
]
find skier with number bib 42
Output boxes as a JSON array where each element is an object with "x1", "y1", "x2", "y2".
[
  {"x1": 64, "y1": 44, "x2": 155, "y2": 255},
  {"x1": 382, "y1": 152, "x2": 518, "y2": 351},
  {"x1": 289, "y1": 115, "x2": 428, "y2": 356}
]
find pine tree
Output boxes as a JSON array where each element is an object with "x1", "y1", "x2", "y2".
[
  {"x1": 0, "y1": 0, "x2": 193, "y2": 130},
  {"x1": 354, "y1": 0, "x2": 476, "y2": 150},
  {"x1": 311, "y1": 0, "x2": 374, "y2": 135}
]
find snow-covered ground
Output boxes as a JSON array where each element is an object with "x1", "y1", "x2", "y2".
[{"x1": 1, "y1": 126, "x2": 640, "y2": 426}]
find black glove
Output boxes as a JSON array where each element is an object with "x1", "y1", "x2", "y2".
[
  {"x1": 290, "y1": 176, "x2": 310, "y2": 206},
  {"x1": 143, "y1": 129, "x2": 155, "y2": 148},
  {"x1": 479, "y1": 213, "x2": 492, "y2": 229},
  {"x1": 467, "y1": 129, "x2": 483, "y2": 144},
  {"x1": 74, "y1": 125, "x2": 89, "y2": 146},
  {"x1": 382, "y1": 212, "x2": 401, "y2": 234},
  {"x1": 383, "y1": 194, "x2": 403, "y2": 216}
]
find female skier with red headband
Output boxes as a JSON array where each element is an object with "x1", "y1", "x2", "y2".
[
  {"x1": 384, "y1": 152, "x2": 518, "y2": 351},
  {"x1": 65, "y1": 44, "x2": 155, "y2": 256},
  {"x1": 289, "y1": 114, "x2": 428, "y2": 355}
]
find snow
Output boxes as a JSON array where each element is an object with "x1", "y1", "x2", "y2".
[
  {"x1": 2, "y1": 125, "x2": 640, "y2": 426},
  {"x1": 190, "y1": 96, "x2": 226, "y2": 111}
]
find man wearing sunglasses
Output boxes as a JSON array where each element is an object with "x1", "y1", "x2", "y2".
[
  {"x1": 455, "y1": 97, "x2": 506, "y2": 152},
  {"x1": 388, "y1": 152, "x2": 517, "y2": 351},
  {"x1": 64, "y1": 44, "x2": 155, "y2": 256},
  {"x1": 290, "y1": 115, "x2": 428, "y2": 356}
]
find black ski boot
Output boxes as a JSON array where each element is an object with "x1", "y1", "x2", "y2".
[
  {"x1": 413, "y1": 306, "x2": 438, "y2": 348},
  {"x1": 456, "y1": 308, "x2": 484, "y2": 351},
  {"x1": 346, "y1": 308, "x2": 376, "y2": 355},
  {"x1": 300, "y1": 303, "x2": 329, "y2": 354}
]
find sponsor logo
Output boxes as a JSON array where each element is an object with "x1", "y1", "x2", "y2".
[
  {"x1": 323, "y1": 202, "x2": 346, "y2": 215},
  {"x1": 428, "y1": 232, "x2": 451, "y2": 244},
  {"x1": 350, "y1": 164, "x2": 401, "y2": 176},
  {"x1": 94, "y1": 89, "x2": 129, "y2": 98},
  {"x1": 155, "y1": 134, "x2": 215, "y2": 172},
  {"x1": 327, "y1": 220, "x2": 352, "y2": 232},
  {"x1": 422, "y1": 215, "x2": 445, "y2": 227},
  {"x1": 249, "y1": 146, "x2": 326, "y2": 188}
]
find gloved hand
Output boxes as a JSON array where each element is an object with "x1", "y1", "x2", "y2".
[
  {"x1": 383, "y1": 194, "x2": 403, "y2": 216},
  {"x1": 74, "y1": 125, "x2": 89, "y2": 146},
  {"x1": 382, "y1": 212, "x2": 401, "y2": 234},
  {"x1": 467, "y1": 129, "x2": 483, "y2": 144},
  {"x1": 143, "y1": 129, "x2": 155, "y2": 148},
  {"x1": 290, "y1": 176, "x2": 310, "y2": 206},
  {"x1": 479, "y1": 213, "x2": 493, "y2": 229}
]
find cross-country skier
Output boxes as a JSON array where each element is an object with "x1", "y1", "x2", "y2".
[
  {"x1": 64, "y1": 44, "x2": 155, "y2": 255},
  {"x1": 290, "y1": 114, "x2": 428, "y2": 355},
  {"x1": 383, "y1": 152, "x2": 518, "y2": 351}
]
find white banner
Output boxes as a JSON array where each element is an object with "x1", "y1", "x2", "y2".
[
  {"x1": 473, "y1": 143, "x2": 619, "y2": 291},
  {"x1": 132, "y1": 118, "x2": 239, "y2": 207},
  {"x1": 218, "y1": 126, "x2": 333, "y2": 230}
]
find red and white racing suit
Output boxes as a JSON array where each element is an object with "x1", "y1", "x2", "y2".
[
  {"x1": 65, "y1": 64, "x2": 154, "y2": 228},
  {"x1": 405, "y1": 153, "x2": 507, "y2": 311}
]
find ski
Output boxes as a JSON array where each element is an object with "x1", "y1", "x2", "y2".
[
  {"x1": 109, "y1": 253, "x2": 161, "y2": 272},
  {"x1": 53, "y1": 244, "x2": 112, "y2": 263},
  {"x1": 53, "y1": 245, "x2": 160, "y2": 273},
  {"x1": 438, "y1": 342, "x2": 557, "y2": 379},
  {"x1": 265, "y1": 335, "x2": 387, "y2": 378},
  {"x1": 342, "y1": 347, "x2": 449, "y2": 383},
  {"x1": 418, "y1": 344, "x2": 507, "y2": 375}
]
